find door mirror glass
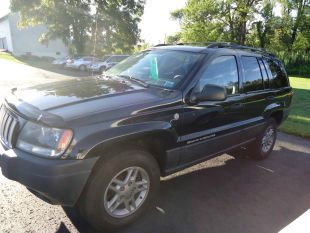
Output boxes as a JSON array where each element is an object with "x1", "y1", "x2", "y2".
[{"x1": 191, "y1": 84, "x2": 227, "y2": 103}]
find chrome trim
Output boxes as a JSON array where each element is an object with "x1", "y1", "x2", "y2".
[{"x1": 0, "y1": 106, "x2": 18, "y2": 148}]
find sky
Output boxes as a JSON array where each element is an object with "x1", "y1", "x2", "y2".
[
  {"x1": 0, "y1": 0, "x2": 10, "y2": 17},
  {"x1": 140, "y1": 0, "x2": 186, "y2": 44},
  {"x1": 0, "y1": 0, "x2": 186, "y2": 44}
]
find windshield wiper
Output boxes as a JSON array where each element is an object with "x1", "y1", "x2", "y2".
[{"x1": 117, "y1": 75, "x2": 149, "y2": 88}]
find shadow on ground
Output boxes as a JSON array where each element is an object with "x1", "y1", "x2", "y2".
[{"x1": 60, "y1": 144, "x2": 310, "y2": 233}]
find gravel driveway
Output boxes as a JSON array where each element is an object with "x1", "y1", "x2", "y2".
[{"x1": 0, "y1": 58, "x2": 309, "y2": 233}]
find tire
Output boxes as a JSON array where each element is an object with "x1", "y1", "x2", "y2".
[
  {"x1": 77, "y1": 148, "x2": 160, "y2": 232},
  {"x1": 99, "y1": 66, "x2": 106, "y2": 73},
  {"x1": 79, "y1": 65, "x2": 86, "y2": 71},
  {"x1": 249, "y1": 118, "x2": 277, "y2": 160}
]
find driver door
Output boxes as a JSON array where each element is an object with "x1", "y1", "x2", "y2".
[{"x1": 179, "y1": 55, "x2": 245, "y2": 165}]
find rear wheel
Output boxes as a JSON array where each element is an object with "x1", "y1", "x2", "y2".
[
  {"x1": 228, "y1": 118, "x2": 277, "y2": 160},
  {"x1": 79, "y1": 65, "x2": 86, "y2": 71},
  {"x1": 250, "y1": 118, "x2": 277, "y2": 160},
  {"x1": 77, "y1": 148, "x2": 160, "y2": 232},
  {"x1": 228, "y1": 119, "x2": 277, "y2": 160}
]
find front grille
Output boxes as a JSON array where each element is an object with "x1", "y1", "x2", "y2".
[{"x1": 0, "y1": 106, "x2": 18, "y2": 148}]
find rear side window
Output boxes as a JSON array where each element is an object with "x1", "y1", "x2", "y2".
[
  {"x1": 263, "y1": 59, "x2": 288, "y2": 88},
  {"x1": 241, "y1": 56, "x2": 263, "y2": 92},
  {"x1": 197, "y1": 56, "x2": 239, "y2": 95}
]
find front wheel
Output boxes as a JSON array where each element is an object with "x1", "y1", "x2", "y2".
[
  {"x1": 77, "y1": 148, "x2": 160, "y2": 232},
  {"x1": 99, "y1": 66, "x2": 106, "y2": 73}
]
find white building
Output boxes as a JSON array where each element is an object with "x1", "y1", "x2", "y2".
[{"x1": 0, "y1": 13, "x2": 69, "y2": 58}]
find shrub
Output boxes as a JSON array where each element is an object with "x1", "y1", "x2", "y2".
[{"x1": 275, "y1": 51, "x2": 310, "y2": 77}]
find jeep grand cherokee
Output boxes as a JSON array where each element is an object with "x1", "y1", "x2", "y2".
[{"x1": 0, "y1": 43, "x2": 293, "y2": 232}]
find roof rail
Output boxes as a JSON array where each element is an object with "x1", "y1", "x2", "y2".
[
  {"x1": 153, "y1": 43, "x2": 171, "y2": 47},
  {"x1": 153, "y1": 42, "x2": 275, "y2": 57},
  {"x1": 206, "y1": 42, "x2": 275, "y2": 57},
  {"x1": 176, "y1": 42, "x2": 209, "y2": 46}
]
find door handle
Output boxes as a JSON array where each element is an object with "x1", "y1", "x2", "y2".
[
  {"x1": 266, "y1": 96, "x2": 275, "y2": 101},
  {"x1": 231, "y1": 103, "x2": 244, "y2": 109}
]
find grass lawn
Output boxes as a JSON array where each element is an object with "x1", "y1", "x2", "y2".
[
  {"x1": 279, "y1": 77, "x2": 310, "y2": 138},
  {"x1": 0, "y1": 52, "x2": 24, "y2": 63},
  {"x1": 0, "y1": 52, "x2": 61, "y2": 72}
]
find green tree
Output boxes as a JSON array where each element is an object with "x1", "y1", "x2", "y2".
[
  {"x1": 280, "y1": 0, "x2": 310, "y2": 51},
  {"x1": 10, "y1": 0, "x2": 145, "y2": 54},
  {"x1": 172, "y1": 0, "x2": 262, "y2": 45},
  {"x1": 166, "y1": 32, "x2": 182, "y2": 44},
  {"x1": 10, "y1": 0, "x2": 92, "y2": 54},
  {"x1": 254, "y1": 0, "x2": 275, "y2": 48},
  {"x1": 94, "y1": 0, "x2": 145, "y2": 54}
]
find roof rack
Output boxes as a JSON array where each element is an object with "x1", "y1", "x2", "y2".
[
  {"x1": 153, "y1": 43, "x2": 171, "y2": 47},
  {"x1": 153, "y1": 42, "x2": 275, "y2": 57},
  {"x1": 206, "y1": 42, "x2": 275, "y2": 57}
]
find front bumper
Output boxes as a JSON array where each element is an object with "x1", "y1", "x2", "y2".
[{"x1": 0, "y1": 143, "x2": 98, "y2": 206}]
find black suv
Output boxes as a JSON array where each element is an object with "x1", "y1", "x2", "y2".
[{"x1": 0, "y1": 43, "x2": 293, "y2": 231}]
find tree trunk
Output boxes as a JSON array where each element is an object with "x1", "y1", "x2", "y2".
[{"x1": 288, "y1": 0, "x2": 307, "y2": 52}]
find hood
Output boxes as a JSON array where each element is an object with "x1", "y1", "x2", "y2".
[
  {"x1": 7, "y1": 76, "x2": 180, "y2": 126},
  {"x1": 12, "y1": 76, "x2": 145, "y2": 111}
]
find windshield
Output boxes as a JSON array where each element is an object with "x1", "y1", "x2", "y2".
[{"x1": 105, "y1": 50, "x2": 201, "y2": 89}]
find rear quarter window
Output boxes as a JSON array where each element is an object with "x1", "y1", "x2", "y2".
[{"x1": 263, "y1": 58, "x2": 288, "y2": 88}]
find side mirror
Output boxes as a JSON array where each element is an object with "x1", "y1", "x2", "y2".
[{"x1": 191, "y1": 84, "x2": 227, "y2": 103}]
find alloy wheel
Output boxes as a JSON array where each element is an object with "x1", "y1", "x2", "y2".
[
  {"x1": 103, "y1": 166, "x2": 150, "y2": 218},
  {"x1": 261, "y1": 126, "x2": 275, "y2": 153}
]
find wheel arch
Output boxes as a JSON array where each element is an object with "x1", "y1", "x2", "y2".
[
  {"x1": 84, "y1": 129, "x2": 177, "y2": 173},
  {"x1": 79, "y1": 64, "x2": 86, "y2": 71},
  {"x1": 263, "y1": 103, "x2": 284, "y2": 126},
  {"x1": 270, "y1": 110, "x2": 284, "y2": 126}
]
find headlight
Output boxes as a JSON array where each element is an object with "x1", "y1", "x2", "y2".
[{"x1": 16, "y1": 122, "x2": 73, "y2": 157}]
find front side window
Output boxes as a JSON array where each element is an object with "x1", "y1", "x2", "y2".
[
  {"x1": 106, "y1": 50, "x2": 201, "y2": 89},
  {"x1": 196, "y1": 56, "x2": 239, "y2": 95},
  {"x1": 241, "y1": 56, "x2": 263, "y2": 92}
]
